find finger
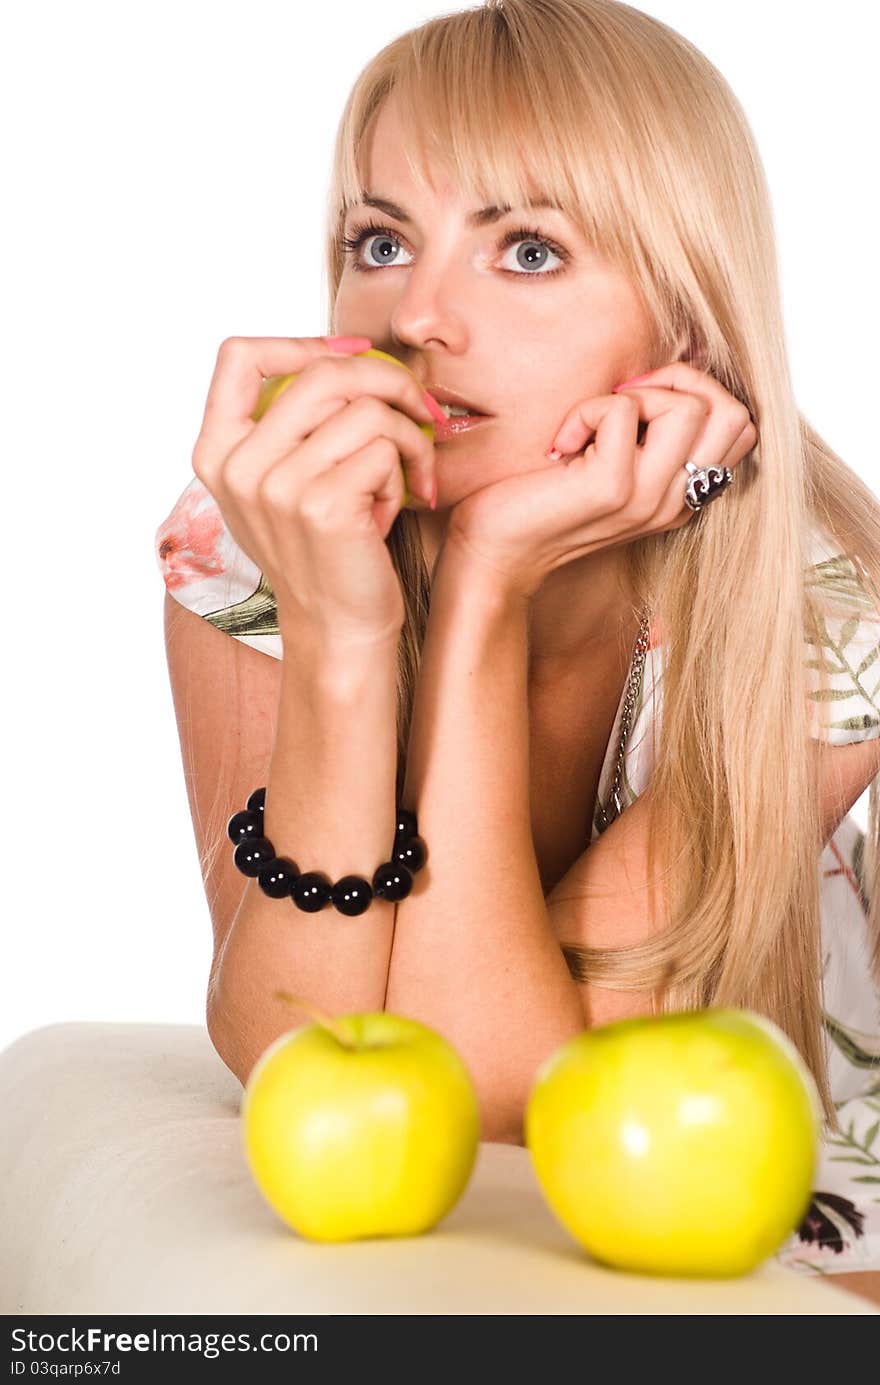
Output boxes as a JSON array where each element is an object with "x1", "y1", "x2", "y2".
[
  {"x1": 299, "y1": 437, "x2": 409, "y2": 541},
  {"x1": 227, "y1": 354, "x2": 436, "y2": 474},
  {"x1": 549, "y1": 392, "x2": 639, "y2": 464},
  {"x1": 616, "y1": 382, "x2": 754, "y2": 480},
  {"x1": 717, "y1": 419, "x2": 759, "y2": 472},
  {"x1": 550, "y1": 391, "x2": 701, "y2": 519},
  {"x1": 256, "y1": 394, "x2": 435, "y2": 506},
  {"x1": 195, "y1": 334, "x2": 371, "y2": 472},
  {"x1": 614, "y1": 360, "x2": 743, "y2": 406},
  {"x1": 649, "y1": 421, "x2": 756, "y2": 535},
  {"x1": 555, "y1": 395, "x2": 643, "y2": 510}
]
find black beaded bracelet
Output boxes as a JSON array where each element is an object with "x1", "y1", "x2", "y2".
[{"x1": 226, "y1": 788, "x2": 427, "y2": 917}]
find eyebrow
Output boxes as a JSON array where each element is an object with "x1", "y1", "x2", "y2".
[{"x1": 356, "y1": 192, "x2": 562, "y2": 228}]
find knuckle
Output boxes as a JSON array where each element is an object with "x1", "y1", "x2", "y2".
[
  {"x1": 299, "y1": 485, "x2": 335, "y2": 531},
  {"x1": 377, "y1": 436, "x2": 400, "y2": 465},
  {"x1": 630, "y1": 493, "x2": 658, "y2": 527},
  {"x1": 351, "y1": 393, "x2": 385, "y2": 422},
  {"x1": 217, "y1": 335, "x2": 246, "y2": 359},
  {"x1": 592, "y1": 477, "x2": 624, "y2": 514},
  {"x1": 685, "y1": 395, "x2": 710, "y2": 420},
  {"x1": 190, "y1": 440, "x2": 207, "y2": 480},
  {"x1": 258, "y1": 469, "x2": 295, "y2": 512}
]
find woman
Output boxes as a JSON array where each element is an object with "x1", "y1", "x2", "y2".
[{"x1": 156, "y1": 0, "x2": 880, "y2": 1284}]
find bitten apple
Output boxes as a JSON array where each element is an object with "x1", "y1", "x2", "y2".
[
  {"x1": 250, "y1": 347, "x2": 434, "y2": 510},
  {"x1": 525, "y1": 1008, "x2": 822, "y2": 1278},
  {"x1": 242, "y1": 1001, "x2": 481, "y2": 1243}
]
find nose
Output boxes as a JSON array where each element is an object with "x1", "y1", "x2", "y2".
[{"x1": 388, "y1": 253, "x2": 473, "y2": 355}]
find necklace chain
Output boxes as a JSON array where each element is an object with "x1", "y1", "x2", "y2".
[{"x1": 596, "y1": 607, "x2": 653, "y2": 833}]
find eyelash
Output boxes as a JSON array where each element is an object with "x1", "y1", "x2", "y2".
[{"x1": 340, "y1": 219, "x2": 570, "y2": 279}]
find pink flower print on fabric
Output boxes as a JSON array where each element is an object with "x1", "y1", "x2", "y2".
[{"x1": 155, "y1": 480, "x2": 227, "y2": 591}]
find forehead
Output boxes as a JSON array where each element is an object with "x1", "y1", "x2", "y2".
[{"x1": 355, "y1": 89, "x2": 551, "y2": 212}]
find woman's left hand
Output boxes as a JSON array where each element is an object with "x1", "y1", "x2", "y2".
[{"x1": 443, "y1": 361, "x2": 758, "y2": 600}]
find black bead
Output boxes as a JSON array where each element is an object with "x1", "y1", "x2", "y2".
[
  {"x1": 392, "y1": 833, "x2": 427, "y2": 874},
  {"x1": 291, "y1": 871, "x2": 333, "y2": 912},
  {"x1": 247, "y1": 786, "x2": 267, "y2": 816},
  {"x1": 227, "y1": 808, "x2": 263, "y2": 845},
  {"x1": 257, "y1": 854, "x2": 299, "y2": 898},
  {"x1": 331, "y1": 874, "x2": 374, "y2": 916},
  {"x1": 233, "y1": 835, "x2": 276, "y2": 877},
  {"x1": 395, "y1": 807, "x2": 418, "y2": 841},
  {"x1": 373, "y1": 860, "x2": 414, "y2": 902}
]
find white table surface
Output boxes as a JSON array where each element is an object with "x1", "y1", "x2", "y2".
[{"x1": 1, "y1": 1021, "x2": 875, "y2": 1316}]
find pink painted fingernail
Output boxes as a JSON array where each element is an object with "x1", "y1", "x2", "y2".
[
  {"x1": 325, "y1": 335, "x2": 373, "y2": 352},
  {"x1": 422, "y1": 391, "x2": 448, "y2": 426},
  {"x1": 614, "y1": 372, "x2": 652, "y2": 391}
]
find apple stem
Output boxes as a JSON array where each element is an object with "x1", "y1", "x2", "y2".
[{"x1": 274, "y1": 990, "x2": 356, "y2": 1049}]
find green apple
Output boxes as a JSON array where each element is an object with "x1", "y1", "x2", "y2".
[
  {"x1": 525, "y1": 1008, "x2": 822, "y2": 1278},
  {"x1": 242, "y1": 996, "x2": 480, "y2": 1242},
  {"x1": 250, "y1": 348, "x2": 434, "y2": 510}
]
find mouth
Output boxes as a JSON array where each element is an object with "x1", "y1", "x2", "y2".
[
  {"x1": 424, "y1": 385, "x2": 493, "y2": 416},
  {"x1": 422, "y1": 385, "x2": 493, "y2": 441},
  {"x1": 431, "y1": 412, "x2": 493, "y2": 442}
]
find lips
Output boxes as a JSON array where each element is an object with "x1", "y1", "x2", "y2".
[
  {"x1": 423, "y1": 385, "x2": 493, "y2": 416},
  {"x1": 431, "y1": 412, "x2": 493, "y2": 442}
]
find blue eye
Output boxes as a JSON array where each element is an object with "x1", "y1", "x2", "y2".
[
  {"x1": 496, "y1": 227, "x2": 567, "y2": 276},
  {"x1": 340, "y1": 220, "x2": 570, "y2": 279},
  {"x1": 341, "y1": 223, "x2": 412, "y2": 270}
]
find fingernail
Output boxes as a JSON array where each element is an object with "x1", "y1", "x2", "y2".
[
  {"x1": 422, "y1": 390, "x2": 448, "y2": 426},
  {"x1": 325, "y1": 335, "x2": 373, "y2": 352},
  {"x1": 614, "y1": 372, "x2": 652, "y2": 391},
  {"x1": 430, "y1": 477, "x2": 437, "y2": 510},
  {"x1": 545, "y1": 447, "x2": 564, "y2": 462}
]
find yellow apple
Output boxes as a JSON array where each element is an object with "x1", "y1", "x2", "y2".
[
  {"x1": 524, "y1": 1008, "x2": 822, "y2": 1278},
  {"x1": 250, "y1": 348, "x2": 433, "y2": 510},
  {"x1": 242, "y1": 1001, "x2": 480, "y2": 1242}
]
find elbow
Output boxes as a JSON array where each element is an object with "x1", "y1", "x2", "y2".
[{"x1": 206, "y1": 987, "x2": 251, "y2": 1089}]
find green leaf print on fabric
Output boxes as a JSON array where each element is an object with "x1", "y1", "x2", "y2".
[
  {"x1": 825, "y1": 1102, "x2": 880, "y2": 1200},
  {"x1": 202, "y1": 572, "x2": 279, "y2": 639},
  {"x1": 804, "y1": 552, "x2": 880, "y2": 743},
  {"x1": 823, "y1": 1015, "x2": 880, "y2": 1076}
]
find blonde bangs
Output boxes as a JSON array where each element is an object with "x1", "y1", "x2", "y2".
[{"x1": 330, "y1": 0, "x2": 764, "y2": 378}]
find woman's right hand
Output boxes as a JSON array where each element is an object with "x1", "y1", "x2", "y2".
[{"x1": 190, "y1": 336, "x2": 438, "y2": 646}]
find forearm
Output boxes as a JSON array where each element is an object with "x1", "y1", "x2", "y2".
[
  {"x1": 210, "y1": 625, "x2": 400, "y2": 1084},
  {"x1": 385, "y1": 542, "x2": 584, "y2": 1143}
]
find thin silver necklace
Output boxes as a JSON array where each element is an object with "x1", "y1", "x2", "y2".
[{"x1": 595, "y1": 607, "x2": 654, "y2": 834}]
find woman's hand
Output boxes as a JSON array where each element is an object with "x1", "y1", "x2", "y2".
[
  {"x1": 444, "y1": 361, "x2": 758, "y2": 600},
  {"x1": 191, "y1": 336, "x2": 437, "y2": 646}
]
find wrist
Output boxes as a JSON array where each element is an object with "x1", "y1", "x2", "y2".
[
  {"x1": 439, "y1": 526, "x2": 535, "y2": 610},
  {"x1": 279, "y1": 615, "x2": 401, "y2": 681}
]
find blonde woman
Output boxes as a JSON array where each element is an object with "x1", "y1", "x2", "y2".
[{"x1": 156, "y1": 1, "x2": 880, "y2": 1290}]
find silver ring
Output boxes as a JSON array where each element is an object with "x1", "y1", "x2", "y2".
[{"x1": 683, "y1": 460, "x2": 734, "y2": 512}]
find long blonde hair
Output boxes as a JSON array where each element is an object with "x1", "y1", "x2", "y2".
[{"x1": 313, "y1": 0, "x2": 880, "y2": 1127}]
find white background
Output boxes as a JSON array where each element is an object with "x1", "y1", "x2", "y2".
[{"x1": 1, "y1": 1, "x2": 877, "y2": 1056}]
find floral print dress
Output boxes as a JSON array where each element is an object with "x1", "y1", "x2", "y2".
[{"x1": 157, "y1": 477, "x2": 880, "y2": 1278}]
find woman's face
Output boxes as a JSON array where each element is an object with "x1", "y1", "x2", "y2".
[{"x1": 333, "y1": 92, "x2": 659, "y2": 511}]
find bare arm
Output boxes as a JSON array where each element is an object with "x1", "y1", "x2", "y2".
[
  {"x1": 384, "y1": 541, "x2": 585, "y2": 1144},
  {"x1": 192, "y1": 612, "x2": 402, "y2": 1085},
  {"x1": 542, "y1": 721, "x2": 880, "y2": 1029}
]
